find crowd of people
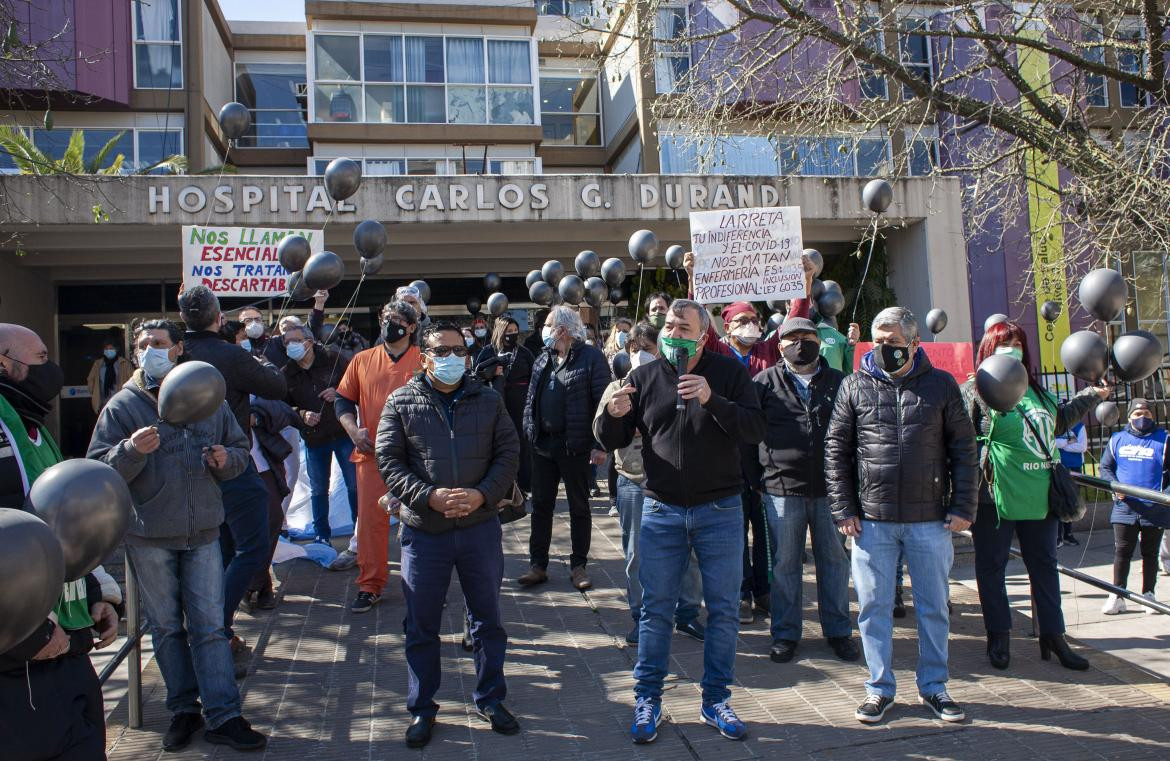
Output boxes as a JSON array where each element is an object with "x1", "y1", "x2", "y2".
[{"x1": 0, "y1": 250, "x2": 1165, "y2": 757}]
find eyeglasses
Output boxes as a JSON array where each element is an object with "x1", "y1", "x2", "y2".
[
  {"x1": 425, "y1": 345, "x2": 470, "y2": 358},
  {"x1": 730, "y1": 316, "x2": 761, "y2": 326}
]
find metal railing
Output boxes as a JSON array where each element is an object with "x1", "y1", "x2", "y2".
[{"x1": 96, "y1": 551, "x2": 145, "y2": 728}]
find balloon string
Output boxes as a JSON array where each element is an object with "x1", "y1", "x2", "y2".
[
  {"x1": 318, "y1": 273, "x2": 367, "y2": 416},
  {"x1": 201, "y1": 146, "x2": 230, "y2": 228},
  {"x1": 850, "y1": 215, "x2": 882, "y2": 324},
  {"x1": 634, "y1": 264, "x2": 645, "y2": 323}
]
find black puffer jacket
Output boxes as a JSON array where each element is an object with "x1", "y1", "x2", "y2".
[
  {"x1": 524, "y1": 340, "x2": 610, "y2": 456},
  {"x1": 183, "y1": 331, "x2": 287, "y2": 439},
  {"x1": 754, "y1": 358, "x2": 845, "y2": 498},
  {"x1": 825, "y1": 349, "x2": 977, "y2": 523},
  {"x1": 376, "y1": 376, "x2": 519, "y2": 534}
]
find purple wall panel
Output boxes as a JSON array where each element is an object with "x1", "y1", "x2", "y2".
[{"x1": 76, "y1": 0, "x2": 130, "y2": 105}]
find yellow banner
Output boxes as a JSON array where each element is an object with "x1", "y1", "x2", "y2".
[{"x1": 1018, "y1": 30, "x2": 1071, "y2": 369}]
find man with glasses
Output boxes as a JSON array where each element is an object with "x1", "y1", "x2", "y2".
[{"x1": 335, "y1": 300, "x2": 422, "y2": 612}]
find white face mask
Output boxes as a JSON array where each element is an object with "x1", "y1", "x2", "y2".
[
  {"x1": 138, "y1": 346, "x2": 176, "y2": 380},
  {"x1": 630, "y1": 349, "x2": 656, "y2": 369},
  {"x1": 245, "y1": 321, "x2": 264, "y2": 339},
  {"x1": 474, "y1": 328, "x2": 487, "y2": 338},
  {"x1": 731, "y1": 323, "x2": 762, "y2": 345}
]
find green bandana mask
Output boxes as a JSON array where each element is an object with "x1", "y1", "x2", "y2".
[
  {"x1": 648, "y1": 314, "x2": 666, "y2": 330},
  {"x1": 658, "y1": 335, "x2": 698, "y2": 371}
]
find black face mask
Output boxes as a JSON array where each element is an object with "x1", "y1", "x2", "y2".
[
  {"x1": 1132, "y1": 416, "x2": 1156, "y2": 435},
  {"x1": 382, "y1": 321, "x2": 408, "y2": 345},
  {"x1": 502, "y1": 333, "x2": 519, "y2": 349},
  {"x1": 782, "y1": 339, "x2": 820, "y2": 368},
  {"x1": 873, "y1": 343, "x2": 913, "y2": 374},
  {"x1": 0, "y1": 359, "x2": 65, "y2": 427}
]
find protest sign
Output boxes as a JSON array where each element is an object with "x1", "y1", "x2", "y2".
[
  {"x1": 181, "y1": 225, "x2": 323, "y2": 298},
  {"x1": 688, "y1": 206, "x2": 805, "y2": 304}
]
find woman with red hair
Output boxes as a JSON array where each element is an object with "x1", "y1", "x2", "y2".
[{"x1": 960, "y1": 320, "x2": 1110, "y2": 672}]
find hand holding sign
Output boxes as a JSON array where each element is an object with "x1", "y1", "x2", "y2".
[{"x1": 688, "y1": 206, "x2": 805, "y2": 305}]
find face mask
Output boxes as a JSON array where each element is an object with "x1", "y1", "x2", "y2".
[
  {"x1": 245, "y1": 321, "x2": 265, "y2": 339},
  {"x1": 873, "y1": 343, "x2": 913, "y2": 374},
  {"x1": 139, "y1": 346, "x2": 176, "y2": 381},
  {"x1": 731, "y1": 323, "x2": 762, "y2": 346},
  {"x1": 616, "y1": 331, "x2": 629, "y2": 349},
  {"x1": 240, "y1": 338, "x2": 252, "y2": 353},
  {"x1": 103, "y1": 349, "x2": 117, "y2": 360},
  {"x1": 648, "y1": 314, "x2": 666, "y2": 330},
  {"x1": 464, "y1": 336, "x2": 475, "y2": 348},
  {"x1": 474, "y1": 328, "x2": 487, "y2": 338},
  {"x1": 0, "y1": 359, "x2": 64, "y2": 426},
  {"x1": 382, "y1": 321, "x2": 408, "y2": 345},
  {"x1": 542, "y1": 326, "x2": 557, "y2": 348},
  {"x1": 286, "y1": 342, "x2": 307, "y2": 362},
  {"x1": 503, "y1": 333, "x2": 519, "y2": 349},
  {"x1": 430, "y1": 355, "x2": 466, "y2": 385},
  {"x1": 659, "y1": 335, "x2": 698, "y2": 371},
  {"x1": 995, "y1": 346, "x2": 1024, "y2": 361},
  {"x1": 782, "y1": 339, "x2": 820, "y2": 368},
  {"x1": 1132, "y1": 416, "x2": 1156, "y2": 435},
  {"x1": 631, "y1": 349, "x2": 656, "y2": 369}
]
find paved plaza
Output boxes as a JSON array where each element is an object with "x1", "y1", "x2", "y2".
[{"x1": 102, "y1": 498, "x2": 1170, "y2": 760}]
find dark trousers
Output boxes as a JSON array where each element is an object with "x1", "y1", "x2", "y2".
[
  {"x1": 0, "y1": 654, "x2": 104, "y2": 761},
  {"x1": 529, "y1": 450, "x2": 592, "y2": 569},
  {"x1": 248, "y1": 468, "x2": 286, "y2": 596},
  {"x1": 973, "y1": 500, "x2": 1065, "y2": 635},
  {"x1": 401, "y1": 519, "x2": 507, "y2": 717},
  {"x1": 607, "y1": 457, "x2": 618, "y2": 499},
  {"x1": 741, "y1": 484, "x2": 769, "y2": 600},
  {"x1": 218, "y1": 462, "x2": 271, "y2": 637},
  {"x1": 1113, "y1": 523, "x2": 1165, "y2": 593}
]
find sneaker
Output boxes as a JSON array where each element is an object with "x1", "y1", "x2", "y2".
[
  {"x1": 329, "y1": 549, "x2": 357, "y2": 571},
  {"x1": 590, "y1": 486, "x2": 602, "y2": 497},
  {"x1": 675, "y1": 620, "x2": 705, "y2": 641},
  {"x1": 608, "y1": 505, "x2": 619, "y2": 518},
  {"x1": 855, "y1": 694, "x2": 894, "y2": 724},
  {"x1": 1064, "y1": 534, "x2": 1080, "y2": 546},
  {"x1": 351, "y1": 591, "x2": 381, "y2": 614},
  {"x1": 1101, "y1": 593, "x2": 1126, "y2": 615},
  {"x1": 625, "y1": 626, "x2": 640, "y2": 645},
  {"x1": 769, "y1": 639, "x2": 797, "y2": 663},
  {"x1": 1057, "y1": 536, "x2": 1065, "y2": 548},
  {"x1": 699, "y1": 701, "x2": 747, "y2": 741},
  {"x1": 630, "y1": 697, "x2": 662, "y2": 744},
  {"x1": 1142, "y1": 591, "x2": 1161, "y2": 615},
  {"x1": 738, "y1": 599, "x2": 754, "y2": 624},
  {"x1": 162, "y1": 711, "x2": 204, "y2": 751},
  {"x1": 920, "y1": 691, "x2": 965, "y2": 722},
  {"x1": 204, "y1": 716, "x2": 267, "y2": 751}
]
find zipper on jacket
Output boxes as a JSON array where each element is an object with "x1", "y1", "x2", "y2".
[
  {"x1": 895, "y1": 384, "x2": 904, "y2": 510},
  {"x1": 423, "y1": 387, "x2": 462, "y2": 525}
]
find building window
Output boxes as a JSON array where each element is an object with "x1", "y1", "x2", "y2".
[
  {"x1": 898, "y1": 18, "x2": 934, "y2": 99},
  {"x1": 136, "y1": 129, "x2": 184, "y2": 172},
  {"x1": 779, "y1": 134, "x2": 892, "y2": 177},
  {"x1": 132, "y1": 0, "x2": 182, "y2": 89},
  {"x1": 539, "y1": 73, "x2": 601, "y2": 145},
  {"x1": 1084, "y1": 22, "x2": 1107, "y2": 107},
  {"x1": 661, "y1": 135, "x2": 780, "y2": 175},
  {"x1": 655, "y1": 5, "x2": 691, "y2": 94},
  {"x1": 1133, "y1": 251, "x2": 1170, "y2": 353},
  {"x1": 906, "y1": 130, "x2": 940, "y2": 176},
  {"x1": 311, "y1": 33, "x2": 534, "y2": 125},
  {"x1": 234, "y1": 63, "x2": 309, "y2": 148},
  {"x1": 27, "y1": 127, "x2": 182, "y2": 173},
  {"x1": 535, "y1": 0, "x2": 592, "y2": 22},
  {"x1": 310, "y1": 157, "x2": 537, "y2": 175},
  {"x1": 1117, "y1": 22, "x2": 1149, "y2": 108},
  {"x1": 859, "y1": 15, "x2": 888, "y2": 100}
]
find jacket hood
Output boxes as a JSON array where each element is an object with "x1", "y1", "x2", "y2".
[
  {"x1": 123, "y1": 369, "x2": 160, "y2": 402},
  {"x1": 861, "y1": 346, "x2": 932, "y2": 383}
]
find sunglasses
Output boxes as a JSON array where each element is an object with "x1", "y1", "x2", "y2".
[{"x1": 425, "y1": 345, "x2": 470, "y2": 358}]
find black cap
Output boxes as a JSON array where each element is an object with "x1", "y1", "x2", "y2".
[{"x1": 778, "y1": 317, "x2": 818, "y2": 338}]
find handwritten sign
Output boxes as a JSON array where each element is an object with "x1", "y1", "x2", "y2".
[
  {"x1": 181, "y1": 225, "x2": 323, "y2": 298},
  {"x1": 688, "y1": 206, "x2": 805, "y2": 304}
]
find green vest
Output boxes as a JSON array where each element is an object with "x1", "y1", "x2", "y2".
[
  {"x1": 0, "y1": 397, "x2": 94, "y2": 630},
  {"x1": 984, "y1": 387, "x2": 1056, "y2": 522}
]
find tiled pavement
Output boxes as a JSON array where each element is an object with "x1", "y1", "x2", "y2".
[{"x1": 104, "y1": 498, "x2": 1170, "y2": 760}]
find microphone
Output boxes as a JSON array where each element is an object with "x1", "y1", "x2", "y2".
[{"x1": 674, "y1": 346, "x2": 689, "y2": 411}]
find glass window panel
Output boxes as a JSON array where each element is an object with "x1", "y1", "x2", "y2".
[
  {"x1": 656, "y1": 7, "x2": 687, "y2": 40},
  {"x1": 455, "y1": 158, "x2": 486, "y2": 174},
  {"x1": 365, "y1": 84, "x2": 405, "y2": 123},
  {"x1": 33, "y1": 128, "x2": 132, "y2": 170},
  {"x1": 660, "y1": 135, "x2": 699, "y2": 173},
  {"x1": 135, "y1": 43, "x2": 182, "y2": 88},
  {"x1": 235, "y1": 62, "x2": 306, "y2": 111},
  {"x1": 711, "y1": 136, "x2": 778, "y2": 175},
  {"x1": 1084, "y1": 25, "x2": 1107, "y2": 106},
  {"x1": 365, "y1": 158, "x2": 405, "y2": 175},
  {"x1": 573, "y1": 115, "x2": 601, "y2": 146},
  {"x1": 540, "y1": 76, "x2": 597, "y2": 113},
  {"x1": 489, "y1": 86, "x2": 534, "y2": 124},
  {"x1": 137, "y1": 130, "x2": 182, "y2": 172},
  {"x1": 364, "y1": 36, "x2": 403, "y2": 82},
  {"x1": 448, "y1": 86, "x2": 487, "y2": 123},
  {"x1": 312, "y1": 159, "x2": 330, "y2": 174},
  {"x1": 489, "y1": 159, "x2": 533, "y2": 174},
  {"x1": 859, "y1": 16, "x2": 887, "y2": 99},
  {"x1": 908, "y1": 138, "x2": 938, "y2": 175},
  {"x1": 542, "y1": 114, "x2": 573, "y2": 144},
  {"x1": 405, "y1": 37, "x2": 444, "y2": 83},
  {"x1": 655, "y1": 54, "x2": 690, "y2": 93},
  {"x1": 1118, "y1": 25, "x2": 1146, "y2": 107},
  {"x1": 1134, "y1": 251, "x2": 1167, "y2": 323},
  {"x1": 446, "y1": 38, "x2": 485, "y2": 83},
  {"x1": 406, "y1": 85, "x2": 446, "y2": 122},
  {"x1": 488, "y1": 40, "x2": 531, "y2": 84},
  {"x1": 857, "y1": 138, "x2": 889, "y2": 176},
  {"x1": 135, "y1": 0, "x2": 179, "y2": 41},
  {"x1": 407, "y1": 159, "x2": 442, "y2": 175},
  {"x1": 315, "y1": 35, "x2": 360, "y2": 81},
  {"x1": 314, "y1": 84, "x2": 362, "y2": 122},
  {"x1": 241, "y1": 110, "x2": 308, "y2": 148},
  {"x1": 795, "y1": 137, "x2": 852, "y2": 176}
]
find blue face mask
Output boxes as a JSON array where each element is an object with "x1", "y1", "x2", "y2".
[
  {"x1": 1132, "y1": 416, "x2": 1156, "y2": 435},
  {"x1": 542, "y1": 326, "x2": 556, "y2": 348},
  {"x1": 616, "y1": 331, "x2": 628, "y2": 349},
  {"x1": 240, "y1": 338, "x2": 252, "y2": 353},
  {"x1": 430, "y1": 354, "x2": 466, "y2": 385},
  {"x1": 286, "y1": 341, "x2": 307, "y2": 361},
  {"x1": 138, "y1": 346, "x2": 175, "y2": 381},
  {"x1": 103, "y1": 348, "x2": 117, "y2": 360}
]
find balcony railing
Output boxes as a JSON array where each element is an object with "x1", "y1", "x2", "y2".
[{"x1": 235, "y1": 109, "x2": 309, "y2": 149}]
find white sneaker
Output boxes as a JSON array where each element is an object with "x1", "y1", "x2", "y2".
[
  {"x1": 1101, "y1": 594, "x2": 1126, "y2": 615},
  {"x1": 1141, "y1": 591, "x2": 1161, "y2": 615},
  {"x1": 608, "y1": 506, "x2": 619, "y2": 518}
]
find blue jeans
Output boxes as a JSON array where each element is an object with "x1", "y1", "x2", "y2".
[
  {"x1": 127, "y1": 541, "x2": 241, "y2": 730},
  {"x1": 218, "y1": 463, "x2": 271, "y2": 637},
  {"x1": 615, "y1": 475, "x2": 701, "y2": 626},
  {"x1": 852, "y1": 519, "x2": 953, "y2": 698},
  {"x1": 635, "y1": 495, "x2": 743, "y2": 706},
  {"x1": 764, "y1": 495, "x2": 852, "y2": 642},
  {"x1": 401, "y1": 518, "x2": 507, "y2": 717},
  {"x1": 304, "y1": 435, "x2": 358, "y2": 541}
]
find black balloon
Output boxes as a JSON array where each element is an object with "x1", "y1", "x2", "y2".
[
  {"x1": 766, "y1": 299, "x2": 787, "y2": 314},
  {"x1": 984, "y1": 313, "x2": 1009, "y2": 333},
  {"x1": 811, "y1": 279, "x2": 825, "y2": 300},
  {"x1": 822, "y1": 279, "x2": 842, "y2": 294},
  {"x1": 767, "y1": 312, "x2": 784, "y2": 335},
  {"x1": 360, "y1": 254, "x2": 383, "y2": 276},
  {"x1": 1040, "y1": 300, "x2": 1062, "y2": 323},
  {"x1": 862, "y1": 178, "x2": 894, "y2": 214},
  {"x1": 608, "y1": 287, "x2": 624, "y2": 305},
  {"x1": 1078, "y1": 268, "x2": 1127, "y2": 322},
  {"x1": 529, "y1": 281, "x2": 554, "y2": 306},
  {"x1": 817, "y1": 289, "x2": 845, "y2": 318},
  {"x1": 30, "y1": 459, "x2": 132, "y2": 581},
  {"x1": 1095, "y1": 400, "x2": 1119, "y2": 427},
  {"x1": 585, "y1": 276, "x2": 607, "y2": 306},
  {"x1": 1060, "y1": 329, "x2": 1109, "y2": 382},
  {"x1": 821, "y1": 315, "x2": 838, "y2": 331},
  {"x1": 926, "y1": 308, "x2": 948, "y2": 335},
  {"x1": 664, "y1": 245, "x2": 686, "y2": 270},
  {"x1": 612, "y1": 352, "x2": 632, "y2": 381},
  {"x1": 288, "y1": 272, "x2": 313, "y2": 301},
  {"x1": 353, "y1": 220, "x2": 387, "y2": 258},
  {"x1": 559, "y1": 274, "x2": 585, "y2": 305},
  {"x1": 158, "y1": 360, "x2": 227, "y2": 425},
  {"x1": 302, "y1": 250, "x2": 345, "y2": 291},
  {"x1": 0, "y1": 509, "x2": 65, "y2": 654},
  {"x1": 218, "y1": 101, "x2": 251, "y2": 141},
  {"x1": 575, "y1": 250, "x2": 601, "y2": 278},
  {"x1": 628, "y1": 229, "x2": 658, "y2": 265},
  {"x1": 484, "y1": 272, "x2": 502, "y2": 292},
  {"x1": 601, "y1": 257, "x2": 626, "y2": 287},
  {"x1": 324, "y1": 157, "x2": 362, "y2": 202},
  {"x1": 976, "y1": 354, "x2": 1029, "y2": 413},
  {"x1": 542, "y1": 260, "x2": 565, "y2": 287},
  {"x1": 277, "y1": 234, "x2": 311, "y2": 274},
  {"x1": 487, "y1": 292, "x2": 509, "y2": 317},
  {"x1": 466, "y1": 296, "x2": 482, "y2": 315},
  {"x1": 410, "y1": 279, "x2": 431, "y2": 303},
  {"x1": 803, "y1": 248, "x2": 824, "y2": 277},
  {"x1": 1110, "y1": 330, "x2": 1164, "y2": 383},
  {"x1": 525, "y1": 269, "x2": 544, "y2": 288}
]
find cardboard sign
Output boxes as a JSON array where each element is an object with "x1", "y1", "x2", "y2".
[
  {"x1": 853, "y1": 341, "x2": 975, "y2": 384},
  {"x1": 181, "y1": 225, "x2": 323, "y2": 298},
  {"x1": 688, "y1": 206, "x2": 805, "y2": 304}
]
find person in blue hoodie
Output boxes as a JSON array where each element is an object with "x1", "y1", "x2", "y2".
[{"x1": 1099, "y1": 399, "x2": 1169, "y2": 615}]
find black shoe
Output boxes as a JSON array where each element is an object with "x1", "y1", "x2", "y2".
[
  {"x1": 625, "y1": 625, "x2": 640, "y2": 645},
  {"x1": 753, "y1": 594, "x2": 770, "y2": 615},
  {"x1": 1039, "y1": 633, "x2": 1089, "y2": 671},
  {"x1": 855, "y1": 694, "x2": 894, "y2": 724},
  {"x1": 893, "y1": 591, "x2": 906, "y2": 619},
  {"x1": 675, "y1": 621, "x2": 705, "y2": 641},
  {"x1": 590, "y1": 486, "x2": 602, "y2": 497},
  {"x1": 162, "y1": 712, "x2": 204, "y2": 751},
  {"x1": 769, "y1": 639, "x2": 797, "y2": 663},
  {"x1": 1064, "y1": 534, "x2": 1080, "y2": 546},
  {"x1": 477, "y1": 702, "x2": 521, "y2": 735},
  {"x1": 919, "y1": 691, "x2": 965, "y2": 722},
  {"x1": 827, "y1": 636, "x2": 860, "y2": 662},
  {"x1": 204, "y1": 716, "x2": 267, "y2": 751},
  {"x1": 405, "y1": 715, "x2": 435, "y2": 748},
  {"x1": 255, "y1": 588, "x2": 277, "y2": 611},
  {"x1": 351, "y1": 591, "x2": 381, "y2": 614},
  {"x1": 986, "y1": 631, "x2": 1010, "y2": 670},
  {"x1": 947, "y1": 600, "x2": 953, "y2": 616}
]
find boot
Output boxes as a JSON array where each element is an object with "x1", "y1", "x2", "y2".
[
  {"x1": 986, "y1": 631, "x2": 1010, "y2": 670},
  {"x1": 1038, "y1": 633, "x2": 1089, "y2": 671}
]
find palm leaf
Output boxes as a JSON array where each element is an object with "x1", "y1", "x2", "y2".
[
  {"x1": 87, "y1": 130, "x2": 128, "y2": 173},
  {"x1": 61, "y1": 129, "x2": 86, "y2": 173},
  {"x1": 135, "y1": 153, "x2": 188, "y2": 175},
  {"x1": 0, "y1": 126, "x2": 49, "y2": 174}
]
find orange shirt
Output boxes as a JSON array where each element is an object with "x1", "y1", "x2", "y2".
[{"x1": 337, "y1": 343, "x2": 423, "y2": 464}]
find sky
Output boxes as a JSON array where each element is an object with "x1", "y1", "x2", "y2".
[{"x1": 217, "y1": 0, "x2": 304, "y2": 22}]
